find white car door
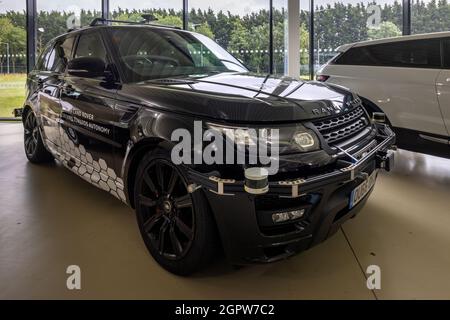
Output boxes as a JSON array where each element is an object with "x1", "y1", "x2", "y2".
[
  {"x1": 436, "y1": 70, "x2": 450, "y2": 138},
  {"x1": 326, "y1": 65, "x2": 446, "y2": 136},
  {"x1": 435, "y1": 39, "x2": 450, "y2": 139},
  {"x1": 321, "y1": 38, "x2": 448, "y2": 137}
]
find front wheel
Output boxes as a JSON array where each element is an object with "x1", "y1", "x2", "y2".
[
  {"x1": 23, "y1": 111, "x2": 54, "y2": 163},
  {"x1": 134, "y1": 150, "x2": 216, "y2": 275}
]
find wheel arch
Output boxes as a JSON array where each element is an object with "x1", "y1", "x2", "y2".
[
  {"x1": 359, "y1": 95, "x2": 392, "y2": 126},
  {"x1": 21, "y1": 105, "x2": 33, "y2": 123},
  {"x1": 124, "y1": 137, "x2": 173, "y2": 208}
]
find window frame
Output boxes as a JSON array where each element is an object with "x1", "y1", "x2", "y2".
[
  {"x1": 35, "y1": 42, "x2": 54, "y2": 72},
  {"x1": 442, "y1": 38, "x2": 450, "y2": 70},
  {"x1": 334, "y1": 38, "x2": 444, "y2": 70}
]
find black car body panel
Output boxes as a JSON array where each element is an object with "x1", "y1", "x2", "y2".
[
  {"x1": 117, "y1": 73, "x2": 361, "y2": 123},
  {"x1": 23, "y1": 24, "x2": 396, "y2": 266}
]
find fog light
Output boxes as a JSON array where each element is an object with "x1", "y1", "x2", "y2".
[
  {"x1": 244, "y1": 167, "x2": 269, "y2": 194},
  {"x1": 272, "y1": 212, "x2": 290, "y2": 223},
  {"x1": 272, "y1": 209, "x2": 305, "y2": 223}
]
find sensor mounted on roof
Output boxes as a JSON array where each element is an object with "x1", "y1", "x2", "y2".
[{"x1": 141, "y1": 14, "x2": 157, "y2": 23}]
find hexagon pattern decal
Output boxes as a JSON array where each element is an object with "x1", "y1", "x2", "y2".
[{"x1": 45, "y1": 127, "x2": 127, "y2": 203}]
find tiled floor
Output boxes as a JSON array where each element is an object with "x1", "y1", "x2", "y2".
[{"x1": 1, "y1": 123, "x2": 449, "y2": 299}]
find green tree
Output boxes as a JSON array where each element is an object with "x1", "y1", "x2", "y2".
[
  {"x1": 155, "y1": 14, "x2": 183, "y2": 28},
  {"x1": 300, "y1": 23, "x2": 309, "y2": 67},
  {"x1": 0, "y1": 17, "x2": 26, "y2": 71},
  {"x1": 368, "y1": 21, "x2": 402, "y2": 40}
]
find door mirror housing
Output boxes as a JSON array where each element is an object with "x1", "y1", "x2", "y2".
[{"x1": 67, "y1": 57, "x2": 107, "y2": 78}]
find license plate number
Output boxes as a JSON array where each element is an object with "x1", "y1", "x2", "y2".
[{"x1": 349, "y1": 170, "x2": 378, "y2": 209}]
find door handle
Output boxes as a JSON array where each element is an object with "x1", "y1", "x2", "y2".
[{"x1": 446, "y1": 78, "x2": 450, "y2": 82}]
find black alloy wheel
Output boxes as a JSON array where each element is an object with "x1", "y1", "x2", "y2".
[
  {"x1": 134, "y1": 150, "x2": 216, "y2": 275},
  {"x1": 23, "y1": 111, "x2": 54, "y2": 163},
  {"x1": 139, "y1": 159, "x2": 195, "y2": 260},
  {"x1": 24, "y1": 111, "x2": 39, "y2": 157}
]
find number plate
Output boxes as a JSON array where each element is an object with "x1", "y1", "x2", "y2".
[{"x1": 349, "y1": 170, "x2": 378, "y2": 209}]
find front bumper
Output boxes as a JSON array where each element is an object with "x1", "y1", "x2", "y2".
[{"x1": 188, "y1": 124, "x2": 396, "y2": 264}]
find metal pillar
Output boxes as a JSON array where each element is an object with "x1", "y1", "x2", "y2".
[
  {"x1": 403, "y1": 0, "x2": 411, "y2": 35},
  {"x1": 26, "y1": 0, "x2": 37, "y2": 72},
  {"x1": 309, "y1": 0, "x2": 314, "y2": 80},
  {"x1": 287, "y1": 0, "x2": 300, "y2": 77},
  {"x1": 183, "y1": 0, "x2": 188, "y2": 30}
]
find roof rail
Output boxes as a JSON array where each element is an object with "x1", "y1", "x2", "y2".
[{"x1": 89, "y1": 17, "x2": 181, "y2": 30}]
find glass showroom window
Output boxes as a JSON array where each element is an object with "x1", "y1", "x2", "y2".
[
  {"x1": 300, "y1": 0, "x2": 310, "y2": 79},
  {"x1": 313, "y1": 0, "x2": 403, "y2": 75},
  {"x1": 0, "y1": 0, "x2": 26, "y2": 118},
  {"x1": 412, "y1": 0, "x2": 450, "y2": 34},
  {"x1": 189, "y1": 0, "x2": 270, "y2": 73},
  {"x1": 273, "y1": 0, "x2": 287, "y2": 76},
  {"x1": 37, "y1": 1, "x2": 102, "y2": 54},
  {"x1": 110, "y1": 0, "x2": 183, "y2": 28}
]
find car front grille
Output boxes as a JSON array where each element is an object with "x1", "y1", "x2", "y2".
[{"x1": 312, "y1": 106, "x2": 371, "y2": 145}]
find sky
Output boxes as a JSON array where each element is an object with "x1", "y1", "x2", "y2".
[
  {"x1": 0, "y1": 0, "x2": 415, "y2": 15},
  {"x1": 1, "y1": 0, "x2": 267, "y2": 15}
]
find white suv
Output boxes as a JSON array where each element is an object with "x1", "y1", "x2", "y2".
[{"x1": 317, "y1": 32, "x2": 450, "y2": 158}]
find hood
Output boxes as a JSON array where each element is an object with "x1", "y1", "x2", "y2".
[{"x1": 118, "y1": 73, "x2": 361, "y2": 123}]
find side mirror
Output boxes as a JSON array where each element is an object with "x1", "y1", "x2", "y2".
[{"x1": 67, "y1": 57, "x2": 106, "y2": 78}]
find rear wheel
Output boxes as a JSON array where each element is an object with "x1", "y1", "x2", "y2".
[
  {"x1": 134, "y1": 150, "x2": 216, "y2": 275},
  {"x1": 23, "y1": 111, "x2": 54, "y2": 163}
]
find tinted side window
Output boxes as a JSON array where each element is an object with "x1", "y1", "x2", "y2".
[
  {"x1": 335, "y1": 39, "x2": 441, "y2": 68},
  {"x1": 47, "y1": 37, "x2": 75, "y2": 73},
  {"x1": 444, "y1": 39, "x2": 450, "y2": 69},
  {"x1": 75, "y1": 32, "x2": 107, "y2": 62}
]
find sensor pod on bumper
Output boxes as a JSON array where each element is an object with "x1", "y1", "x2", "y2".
[
  {"x1": 376, "y1": 150, "x2": 395, "y2": 172},
  {"x1": 244, "y1": 167, "x2": 269, "y2": 195},
  {"x1": 372, "y1": 112, "x2": 386, "y2": 123}
]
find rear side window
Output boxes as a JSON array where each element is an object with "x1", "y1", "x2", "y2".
[
  {"x1": 335, "y1": 39, "x2": 441, "y2": 69},
  {"x1": 444, "y1": 39, "x2": 450, "y2": 69},
  {"x1": 75, "y1": 32, "x2": 107, "y2": 62}
]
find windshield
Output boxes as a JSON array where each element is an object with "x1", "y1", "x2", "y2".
[{"x1": 108, "y1": 27, "x2": 248, "y2": 83}]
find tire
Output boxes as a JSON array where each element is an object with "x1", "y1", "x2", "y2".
[
  {"x1": 23, "y1": 111, "x2": 54, "y2": 164},
  {"x1": 133, "y1": 149, "x2": 216, "y2": 276}
]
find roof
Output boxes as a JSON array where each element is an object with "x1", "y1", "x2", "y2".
[
  {"x1": 337, "y1": 31, "x2": 450, "y2": 51},
  {"x1": 65, "y1": 18, "x2": 187, "y2": 35}
]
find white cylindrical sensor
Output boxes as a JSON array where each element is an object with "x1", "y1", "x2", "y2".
[{"x1": 244, "y1": 167, "x2": 269, "y2": 194}]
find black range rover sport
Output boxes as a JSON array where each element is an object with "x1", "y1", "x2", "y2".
[{"x1": 22, "y1": 19, "x2": 395, "y2": 275}]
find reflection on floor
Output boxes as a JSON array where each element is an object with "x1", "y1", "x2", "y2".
[{"x1": 0, "y1": 123, "x2": 449, "y2": 299}]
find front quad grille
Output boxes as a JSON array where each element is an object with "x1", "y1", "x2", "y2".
[
  {"x1": 312, "y1": 106, "x2": 371, "y2": 145},
  {"x1": 322, "y1": 118, "x2": 367, "y2": 144}
]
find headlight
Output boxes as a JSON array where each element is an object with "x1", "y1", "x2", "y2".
[
  {"x1": 292, "y1": 129, "x2": 320, "y2": 152},
  {"x1": 207, "y1": 123, "x2": 319, "y2": 153},
  {"x1": 208, "y1": 124, "x2": 259, "y2": 146}
]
